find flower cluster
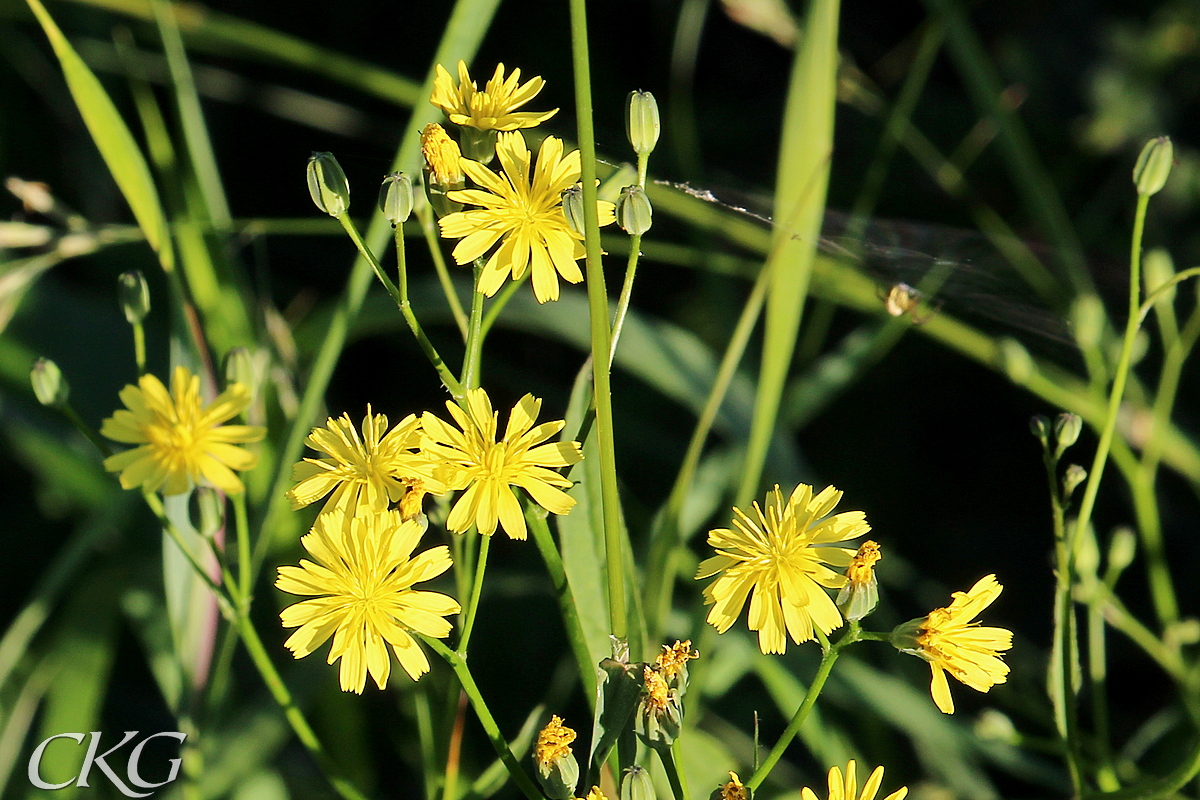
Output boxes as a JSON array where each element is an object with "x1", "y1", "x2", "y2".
[
  {"x1": 276, "y1": 387, "x2": 581, "y2": 692},
  {"x1": 428, "y1": 61, "x2": 615, "y2": 304}
]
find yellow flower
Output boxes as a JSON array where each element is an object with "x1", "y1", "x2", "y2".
[
  {"x1": 276, "y1": 508, "x2": 460, "y2": 693},
  {"x1": 287, "y1": 408, "x2": 446, "y2": 517},
  {"x1": 893, "y1": 575, "x2": 1012, "y2": 714},
  {"x1": 421, "y1": 388, "x2": 582, "y2": 539},
  {"x1": 717, "y1": 772, "x2": 747, "y2": 800},
  {"x1": 438, "y1": 131, "x2": 616, "y2": 303},
  {"x1": 801, "y1": 761, "x2": 908, "y2": 800},
  {"x1": 430, "y1": 61, "x2": 557, "y2": 132},
  {"x1": 655, "y1": 640, "x2": 699, "y2": 680},
  {"x1": 534, "y1": 715, "x2": 576, "y2": 767},
  {"x1": 101, "y1": 365, "x2": 264, "y2": 496},
  {"x1": 696, "y1": 484, "x2": 870, "y2": 654},
  {"x1": 422, "y1": 123, "x2": 465, "y2": 187}
]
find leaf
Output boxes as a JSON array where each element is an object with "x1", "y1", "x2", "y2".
[{"x1": 25, "y1": 0, "x2": 173, "y2": 271}]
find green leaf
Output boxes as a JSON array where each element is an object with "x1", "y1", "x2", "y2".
[{"x1": 25, "y1": 0, "x2": 173, "y2": 271}]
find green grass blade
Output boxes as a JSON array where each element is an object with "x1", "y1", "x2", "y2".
[
  {"x1": 736, "y1": 0, "x2": 840, "y2": 506},
  {"x1": 24, "y1": 0, "x2": 173, "y2": 271}
]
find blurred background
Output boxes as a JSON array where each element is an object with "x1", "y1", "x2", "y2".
[{"x1": 1, "y1": 0, "x2": 1199, "y2": 797}]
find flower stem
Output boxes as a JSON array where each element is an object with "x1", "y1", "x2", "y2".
[
  {"x1": 569, "y1": 0, "x2": 627, "y2": 646},
  {"x1": 746, "y1": 626, "x2": 857, "y2": 790},
  {"x1": 61, "y1": 401, "x2": 113, "y2": 458},
  {"x1": 457, "y1": 530, "x2": 490, "y2": 654},
  {"x1": 424, "y1": 636, "x2": 543, "y2": 800},
  {"x1": 417, "y1": 203, "x2": 469, "y2": 340},
  {"x1": 481, "y1": 272, "x2": 528, "y2": 339},
  {"x1": 608, "y1": 234, "x2": 641, "y2": 367},
  {"x1": 462, "y1": 260, "x2": 486, "y2": 390}
]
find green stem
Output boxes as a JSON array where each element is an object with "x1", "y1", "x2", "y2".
[
  {"x1": 1071, "y1": 193, "x2": 1149, "y2": 566},
  {"x1": 61, "y1": 402, "x2": 113, "y2": 458},
  {"x1": 655, "y1": 741, "x2": 689, "y2": 800},
  {"x1": 480, "y1": 272, "x2": 528, "y2": 339},
  {"x1": 462, "y1": 261, "x2": 486, "y2": 390},
  {"x1": 457, "y1": 531, "x2": 490, "y2": 654},
  {"x1": 141, "y1": 491, "x2": 236, "y2": 621},
  {"x1": 608, "y1": 234, "x2": 641, "y2": 367},
  {"x1": 132, "y1": 320, "x2": 147, "y2": 375},
  {"x1": 232, "y1": 492, "x2": 251, "y2": 610},
  {"x1": 424, "y1": 637, "x2": 543, "y2": 800},
  {"x1": 746, "y1": 625, "x2": 856, "y2": 790},
  {"x1": 569, "y1": 0, "x2": 627, "y2": 644},
  {"x1": 417, "y1": 203, "x2": 469, "y2": 340},
  {"x1": 339, "y1": 212, "x2": 463, "y2": 397}
]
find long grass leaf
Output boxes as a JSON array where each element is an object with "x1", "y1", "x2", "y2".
[{"x1": 24, "y1": 0, "x2": 173, "y2": 271}]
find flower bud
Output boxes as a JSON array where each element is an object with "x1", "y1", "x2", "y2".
[
  {"x1": 1062, "y1": 463, "x2": 1088, "y2": 501},
  {"x1": 621, "y1": 766, "x2": 655, "y2": 800},
  {"x1": 307, "y1": 152, "x2": 349, "y2": 217},
  {"x1": 1107, "y1": 527, "x2": 1136, "y2": 576},
  {"x1": 421, "y1": 124, "x2": 465, "y2": 218},
  {"x1": 616, "y1": 185, "x2": 653, "y2": 236},
  {"x1": 533, "y1": 715, "x2": 579, "y2": 800},
  {"x1": 1030, "y1": 414, "x2": 1050, "y2": 447},
  {"x1": 1070, "y1": 294, "x2": 1104, "y2": 353},
  {"x1": 1054, "y1": 412, "x2": 1082, "y2": 455},
  {"x1": 1143, "y1": 248, "x2": 1176, "y2": 302},
  {"x1": 837, "y1": 540, "x2": 881, "y2": 621},
  {"x1": 31, "y1": 357, "x2": 69, "y2": 407},
  {"x1": 561, "y1": 184, "x2": 585, "y2": 235},
  {"x1": 118, "y1": 270, "x2": 151, "y2": 325},
  {"x1": 999, "y1": 337, "x2": 1032, "y2": 384},
  {"x1": 379, "y1": 172, "x2": 414, "y2": 226},
  {"x1": 1133, "y1": 136, "x2": 1173, "y2": 197},
  {"x1": 626, "y1": 91, "x2": 660, "y2": 157}
]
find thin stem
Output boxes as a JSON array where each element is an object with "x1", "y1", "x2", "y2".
[
  {"x1": 480, "y1": 272, "x2": 528, "y2": 339},
  {"x1": 424, "y1": 637, "x2": 543, "y2": 800},
  {"x1": 232, "y1": 492, "x2": 251, "y2": 610},
  {"x1": 1072, "y1": 194, "x2": 1150, "y2": 564},
  {"x1": 655, "y1": 742, "x2": 689, "y2": 800},
  {"x1": 132, "y1": 320, "x2": 147, "y2": 375},
  {"x1": 462, "y1": 262, "x2": 486, "y2": 390},
  {"x1": 61, "y1": 402, "x2": 113, "y2": 458},
  {"x1": 457, "y1": 532, "x2": 490, "y2": 654},
  {"x1": 608, "y1": 234, "x2": 641, "y2": 367},
  {"x1": 569, "y1": 0, "x2": 627, "y2": 645},
  {"x1": 141, "y1": 491, "x2": 236, "y2": 621},
  {"x1": 746, "y1": 626, "x2": 857, "y2": 790},
  {"x1": 417, "y1": 203, "x2": 469, "y2": 339}
]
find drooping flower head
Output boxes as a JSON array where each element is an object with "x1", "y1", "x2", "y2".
[
  {"x1": 439, "y1": 131, "x2": 616, "y2": 303},
  {"x1": 276, "y1": 508, "x2": 460, "y2": 693},
  {"x1": 696, "y1": 484, "x2": 870, "y2": 654},
  {"x1": 101, "y1": 365, "x2": 264, "y2": 495},
  {"x1": 287, "y1": 408, "x2": 446, "y2": 517},
  {"x1": 421, "y1": 388, "x2": 582, "y2": 539},
  {"x1": 801, "y1": 761, "x2": 908, "y2": 800},
  {"x1": 430, "y1": 61, "x2": 557, "y2": 132},
  {"x1": 891, "y1": 574, "x2": 1012, "y2": 714}
]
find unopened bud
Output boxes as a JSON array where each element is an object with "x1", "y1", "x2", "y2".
[
  {"x1": 1000, "y1": 338, "x2": 1033, "y2": 383},
  {"x1": 1070, "y1": 294, "x2": 1104, "y2": 353},
  {"x1": 307, "y1": 152, "x2": 349, "y2": 217},
  {"x1": 621, "y1": 766, "x2": 655, "y2": 800},
  {"x1": 616, "y1": 185, "x2": 653, "y2": 236},
  {"x1": 1107, "y1": 527, "x2": 1136, "y2": 576},
  {"x1": 1143, "y1": 248, "x2": 1176, "y2": 303},
  {"x1": 1054, "y1": 413, "x2": 1082, "y2": 455},
  {"x1": 626, "y1": 91, "x2": 660, "y2": 157},
  {"x1": 31, "y1": 357, "x2": 68, "y2": 407},
  {"x1": 1062, "y1": 463, "x2": 1088, "y2": 502},
  {"x1": 562, "y1": 184, "x2": 585, "y2": 235},
  {"x1": 1133, "y1": 136, "x2": 1173, "y2": 197},
  {"x1": 1030, "y1": 414, "x2": 1050, "y2": 447},
  {"x1": 118, "y1": 270, "x2": 151, "y2": 325},
  {"x1": 379, "y1": 172, "x2": 414, "y2": 226}
]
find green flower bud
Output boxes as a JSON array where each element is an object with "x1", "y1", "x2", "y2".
[
  {"x1": 1143, "y1": 248, "x2": 1176, "y2": 302},
  {"x1": 1070, "y1": 294, "x2": 1104, "y2": 352},
  {"x1": 999, "y1": 338, "x2": 1032, "y2": 384},
  {"x1": 1030, "y1": 414, "x2": 1050, "y2": 447},
  {"x1": 1062, "y1": 463, "x2": 1088, "y2": 501},
  {"x1": 561, "y1": 184, "x2": 585, "y2": 235},
  {"x1": 379, "y1": 172, "x2": 414, "y2": 226},
  {"x1": 31, "y1": 357, "x2": 69, "y2": 407},
  {"x1": 616, "y1": 185, "x2": 653, "y2": 236},
  {"x1": 307, "y1": 152, "x2": 349, "y2": 217},
  {"x1": 1107, "y1": 527, "x2": 1136, "y2": 576},
  {"x1": 621, "y1": 766, "x2": 655, "y2": 800},
  {"x1": 1054, "y1": 412, "x2": 1082, "y2": 455},
  {"x1": 1133, "y1": 136, "x2": 1173, "y2": 197},
  {"x1": 626, "y1": 91, "x2": 660, "y2": 157},
  {"x1": 118, "y1": 270, "x2": 151, "y2": 325}
]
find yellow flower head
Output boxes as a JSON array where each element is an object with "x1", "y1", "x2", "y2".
[
  {"x1": 101, "y1": 365, "x2": 264, "y2": 496},
  {"x1": 534, "y1": 715, "x2": 576, "y2": 766},
  {"x1": 717, "y1": 772, "x2": 747, "y2": 800},
  {"x1": 801, "y1": 761, "x2": 908, "y2": 800},
  {"x1": 430, "y1": 61, "x2": 557, "y2": 132},
  {"x1": 276, "y1": 508, "x2": 460, "y2": 693},
  {"x1": 643, "y1": 665, "x2": 671, "y2": 713},
  {"x1": 438, "y1": 131, "x2": 616, "y2": 303},
  {"x1": 655, "y1": 640, "x2": 699, "y2": 680},
  {"x1": 421, "y1": 388, "x2": 582, "y2": 540},
  {"x1": 899, "y1": 574, "x2": 1013, "y2": 714},
  {"x1": 696, "y1": 484, "x2": 870, "y2": 654},
  {"x1": 287, "y1": 408, "x2": 446, "y2": 517},
  {"x1": 837, "y1": 540, "x2": 881, "y2": 622},
  {"x1": 422, "y1": 123, "x2": 465, "y2": 188}
]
